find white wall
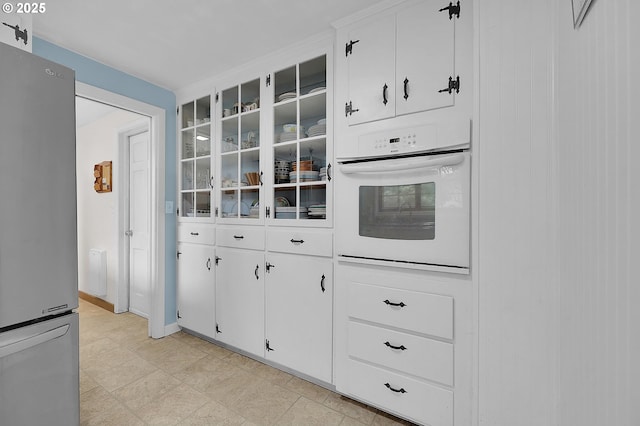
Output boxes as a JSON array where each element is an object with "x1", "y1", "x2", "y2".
[
  {"x1": 76, "y1": 108, "x2": 142, "y2": 303},
  {"x1": 555, "y1": 1, "x2": 640, "y2": 425},
  {"x1": 477, "y1": 0, "x2": 639, "y2": 425},
  {"x1": 477, "y1": 0, "x2": 559, "y2": 424}
]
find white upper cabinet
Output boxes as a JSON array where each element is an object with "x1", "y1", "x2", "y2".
[
  {"x1": 395, "y1": 0, "x2": 456, "y2": 116},
  {"x1": 344, "y1": 0, "x2": 460, "y2": 126},
  {"x1": 217, "y1": 78, "x2": 264, "y2": 223},
  {"x1": 214, "y1": 43, "x2": 333, "y2": 228},
  {"x1": 179, "y1": 95, "x2": 214, "y2": 221},
  {"x1": 345, "y1": 14, "x2": 396, "y2": 125},
  {"x1": 270, "y1": 54, "x2": 333, "y2": 227}
]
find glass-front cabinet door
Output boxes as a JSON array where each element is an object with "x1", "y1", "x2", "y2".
[
  {"x1": 179, "y1": 96, "x2": 213, "y2": 220},
  {"x1": 218, "y1": 78, "x2": 262, "y2": 222},
  {"x1": 271, "y1": 55, "x2": 331, "y2": 224}
]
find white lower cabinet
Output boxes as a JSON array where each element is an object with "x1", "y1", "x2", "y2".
[
  {"x1": 176, "y1": 242, "x2": 216, "y2": 338},
  {"x1": 264, "y1": 253, "x2": 333, "y2": 383},
  {"x1": 214, "y1": 247, "x2": 265, "y2": 357},
  {"x1": 335, "y1": 263, "x2": 472, "y2": 426}
]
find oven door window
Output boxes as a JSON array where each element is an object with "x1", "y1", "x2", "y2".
[{"x1": 359, "y1": 183, "x2": 435, "y2": 240}]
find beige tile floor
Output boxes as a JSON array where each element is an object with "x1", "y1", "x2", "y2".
[{"x1": 78, "y1": 299, "x2": 415, "y2": 425}]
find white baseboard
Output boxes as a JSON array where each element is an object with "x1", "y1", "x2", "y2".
[{"x1": 164, "y1": 322, "x2": 180, "y2": 336}]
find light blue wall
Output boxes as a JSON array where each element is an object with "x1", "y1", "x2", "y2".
[{"x1": 33, "y1": 37, "x2": 177, "y2": 326}]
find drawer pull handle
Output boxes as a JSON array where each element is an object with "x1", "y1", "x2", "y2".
[
  {"x1": 190, "y1": 232, "x2": 199, "y2": 236},
  {"x1": 255, "y1": 264, "x2": 260, "y2": 280},
  {"x1": 384, "y1": 341, "x2": 407, "y2": 351},
  {"x1": 233, "y1": 235, "x2": 244, "y2": 240},
  {"x1": 320, "y1": 274, "x2": 326, "y2": 293},
  {"x1": 384, "y1": 383, "x2": 407, "y2": 394},
  {"x1": 383, "y1": 299, "x2": 407, "y2": 308},
  {"x1": 290, "y1": 239, "x2": 305, "y2": 244}
]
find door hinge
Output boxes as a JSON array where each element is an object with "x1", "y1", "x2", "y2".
[
  {"x1": 266, "y1": 74, "x2": 271, "y2": 87},
  {"x1": 215, "y1": 92, "x2": 219, "y2": 103},
  {"x1": 266, "y1": 339, "x2": 275, "y2": 352},
  {"x1": 176, "y1": 106, "x2": 179, "y2": 115},
  {"x1": 177, "y1": 310, "x2": 182, "y2": 319},
  {"x1": 177, "y1": 207, "x2": 180, "y2": 216},
  {"x1": 438, "y1": 76, "x2": 460, "y2": 94},
  {"x1": 266, "y1": 206, "x2": 271, "y2": 218},
  {"x1": 216, "y1": 323, "x2": 221, "y2": 334},
  {"x1": 215, "y1": 256, "x2": 221, "y2": 265},
  {"x1": 345, "y1": 39, "x2": 360, "y2": 57},
  {"x1": 215, "y1": 207, "x2": 219, "y2": 217},
  {"x1": 345, "y1": 101, "x2": 359, "y2": 117},
  {"x1": 439, "y1": 1, "x2": 461, "y2": 19}
]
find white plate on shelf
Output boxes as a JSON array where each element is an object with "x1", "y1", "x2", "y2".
[
  {"x1": 309, "y1": 87, "x2": 325, "y2": 94},
  {"x1": 278, "y1": 92, "x2": 296, "y2": 102}
]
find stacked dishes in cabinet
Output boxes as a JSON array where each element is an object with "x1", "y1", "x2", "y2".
[
  {"x1": 274, "y1": 160, "x2": 290, "y2": 184},
  {"x1": 307, "y1": 118, "x2": 326, "y2": 138}
]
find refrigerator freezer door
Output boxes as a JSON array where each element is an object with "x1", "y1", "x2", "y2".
[
  {"x1": 0, "y1": 313, "x2": 79, "y2": 426},
  {"x1": 0, "y1": 43, "x2": 78, "y2": 328}
]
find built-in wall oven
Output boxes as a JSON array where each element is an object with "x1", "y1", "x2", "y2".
[{"x1": 336, "y1": 125, "x2": 470, "y2": 273}]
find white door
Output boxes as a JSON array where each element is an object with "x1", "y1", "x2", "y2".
[
  {"x1": 214, "y1": 247, "x2": 264, "y2": 357},
  {"x1": 346, "y1": 13, "x2": 396, "y2": 125},
  {"x1": 176, "y1": 243, "x2": 215, "y2": 337},
  {"x1": 128, "y1": 131, "x2": 151, "y2": 317},
  {"x1": 395, "y1": 0, "x2": 456, "y2": 116},
  {"x1": 265, "y1": 253, "x2": 333, "y2": 382}
]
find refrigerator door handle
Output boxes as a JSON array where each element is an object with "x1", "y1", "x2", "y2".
[{"x1": 0, "y1": 324, "x2": 70, "y2": 358}]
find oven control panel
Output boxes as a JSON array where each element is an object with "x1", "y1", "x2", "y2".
[{"x1": 358, "y1": 125, "x2": 438, "y2": 157}]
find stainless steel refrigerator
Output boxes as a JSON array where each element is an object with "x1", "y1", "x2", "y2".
[{"x1": 0, "y1": 42, "x2": 79, "y2": 425}]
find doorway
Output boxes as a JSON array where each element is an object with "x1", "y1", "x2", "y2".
[{"x1": 76, "y1": 82, "x2": 166, "y2": 338}]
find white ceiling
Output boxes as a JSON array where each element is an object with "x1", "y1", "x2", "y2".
[{"x1": 33, "y1": 0, "x2": 381, "y2": 91}]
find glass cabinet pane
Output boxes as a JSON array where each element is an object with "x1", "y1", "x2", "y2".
[
  {"x1": 195, "y1": 158, "x2": 210, "y2": 190},
  {"x1": 220, "y1": 190, "x2": 239, "y2": 218},
  {"x1": 182, "y1": 129, "x2": 195, "y2": 159},
  {"x1": 180, "y1": 95, "x2": 212, "y2": 220},
  {"x1": 299, "y1": 56, "x2": 326, "y2": 96},
  {"x1": 274, "y1": 66, "x2": 297, "y2": 102},
  {"x1": 195, "y1": 96, "x2": 211, "y2": 125},
  {"x1": 218, "y1": 78, "x2": 262, "y2": 221},
  {"x1": 181, "y1": 102, "x2": 194, "y2": 128},
  {"x1": 195, "y1": 191, "x2": 211, "y2": 217},
  {"x1": 196, "y1": 126, "x2": 210, "y2": 157},
  {"x1": 182, "y1": 161, "x2": 194, "y2": 190},
  {"x1": 271, "y1": 55, "x2": 328, "y2": 222}
]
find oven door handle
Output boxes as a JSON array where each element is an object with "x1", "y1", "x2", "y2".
[{"x1": 339, "y1": 153, "x2": 465, "y2": 174}]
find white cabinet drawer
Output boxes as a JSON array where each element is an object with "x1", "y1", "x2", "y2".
[
  {"x1": 348, "y1": 321, "x2": 453, "y2": 386},
  {"x1": 344, "y1": 359, "x2": 453, "y2": 426},
  {"x1": 216, "y1": 227, "x2": 265, "y2": 250},
  {"x1": 266, "y1": 229, "x2": 332, "y2": 257},
  {"x1": 177, "y1": 223, "x2": 215, "y2": 244},
  {"x1": 348, "y1": 282, "x2": 453, "y2": 340}
]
